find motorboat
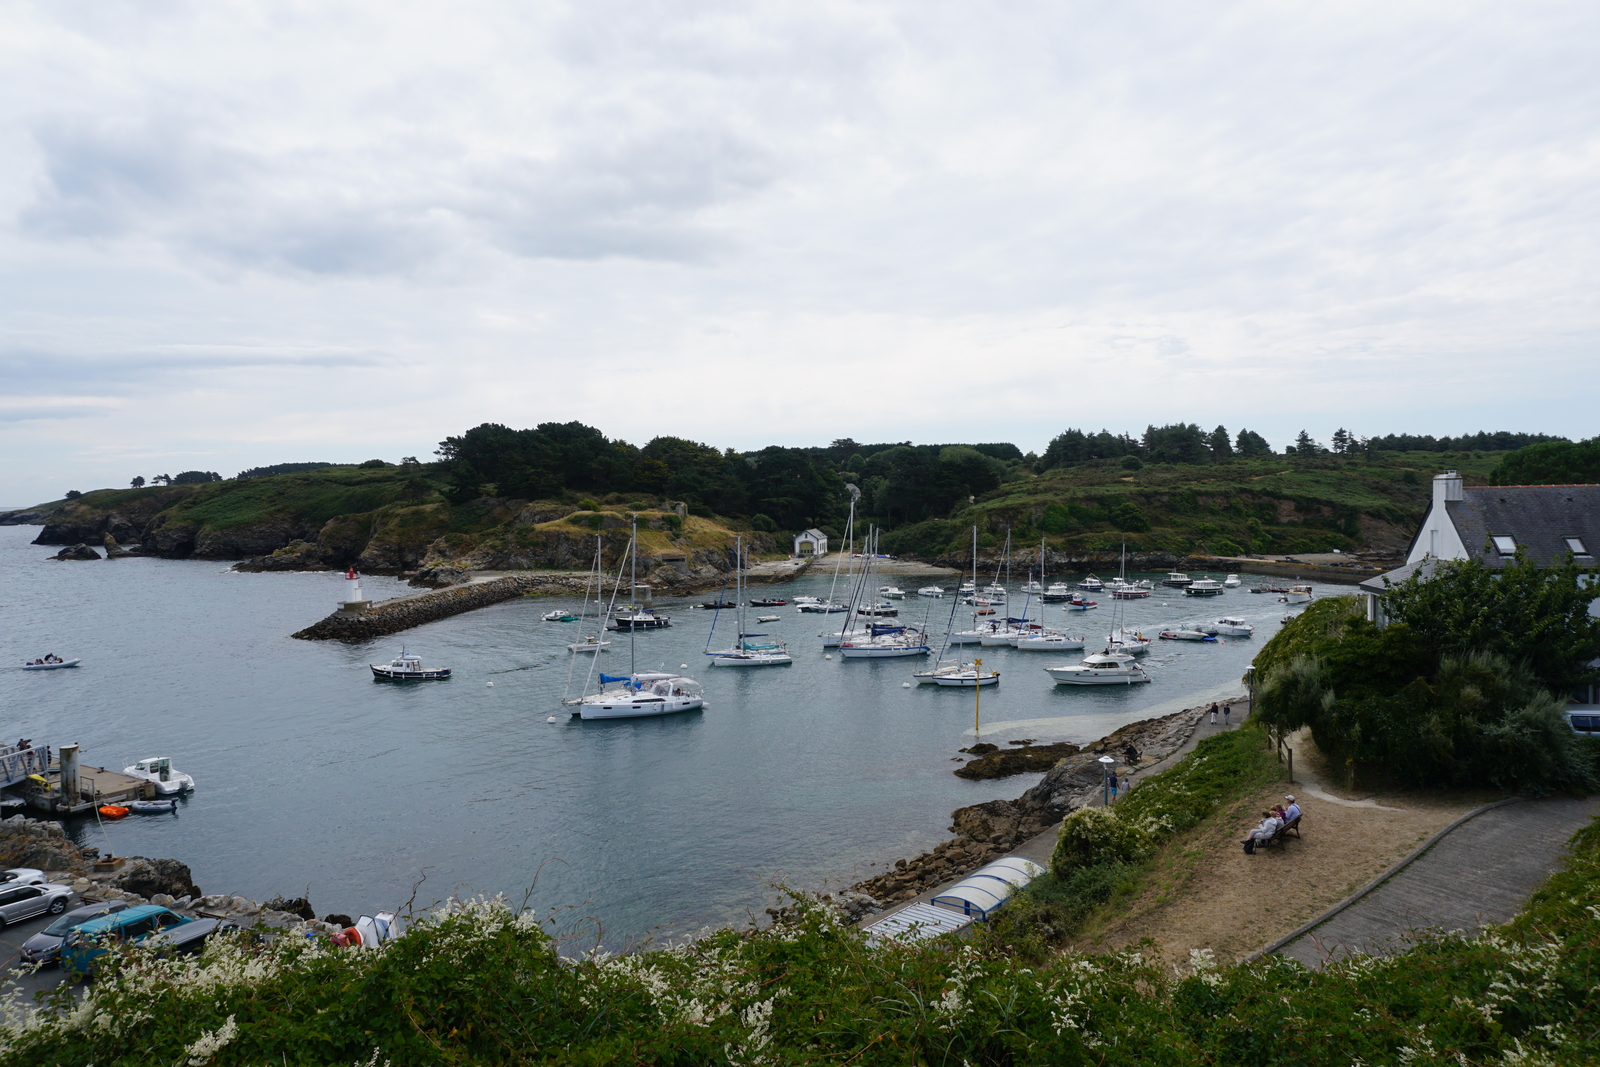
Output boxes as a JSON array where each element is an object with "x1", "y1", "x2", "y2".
[
  {"x1": 1160, "y1": 572, "x2": 1193, "y2": 588},
  {"x1": 1042, "y1": 583, "x2": 1073, "y2": 602},
  {"x1": 917, "y1": 586, "x2": 945, "y2": 597},
  {"x1": 700, "y1": 601, "x2": 737, "y2": 610},
  {"x1": 798, "y1": 600, "x2": 848, "y2": 614},
  {"x1": 21, "y1": 658, "x2": 78, "y2": 670},
  {"x1": 1064, "y1": 595, "x2": 1098, "y2": 611},
  {"x1": 858, "y1": 601, "x2": 900, "y2": 617},
  {"x1": 123, "y1": 756, "x2": 196, "y2": 795},
  {"x1": 1281, "y1": 585, "x2": 1314, "y2": 605},
  {"x1": 1159, "y1": 628, "x2": 1216, "y2": 642},
  {"x1": 1184, "y1": 578, "x2": 1225, "y2": 597},
  {"x1": 957, "y1": 581, "x2": 976, "y2": 597},
  {"x1": 879, "y1": 586, "x2": 907, "y2": 599},
  {"x1": 542, "y1": 609, "x2": 579, "y2": 622},
  {"x1": 1045, "y1": 652, "x2": 1151, "y2": 686},
  {"x1": 1013, "y1": 632, "x2": 1086, "y2": 651},
  {"x1": 756, "y1": 614, "x2": 781, "y2": 623},
  {"x1": 1223, "y1": 574, "x2": 1242, "y2": 587},
  {"x1": 607, "y1": 607, "x2": 671, "y2": 630},
  {"x1": 1021, "y1": 579, "x2": 1044, "y2": 596},
  {"x1": 791, "y1": 595, "x2": 822, "y2": 607},
  {"x1": 1211, "y1": 617, "x2": 1255, "y2": 636},
  {"x1": 371, "y1": 652, "x2": 451, "y2": 680},
  {"x1": 573, "y1": 672, "x2": 705, "y2": 719},
  {"x1": 749, "y1": 598, "x2": 788, "y2": 607},
  {"x1": 568, "y1": 635, "x2": 611, "y2": 653},
  {"x1": 981, "y1": 583, "x2": 1008, "y2": 600},
  {"x1": 1077, "y1": 575, "x2": 1105, "y2": 592}
]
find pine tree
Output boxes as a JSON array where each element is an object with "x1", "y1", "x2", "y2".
[
  {"x1": 1330, "y1": 428, "x2": 1350, "y2": 455},
  {"x1": 1207, "y1": 425, "x2": 1233, "y2": 462}
]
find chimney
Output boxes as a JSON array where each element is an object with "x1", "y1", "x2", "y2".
[{"x1": 1433, "y1": 469, "x2": 1463, "y2": 506}]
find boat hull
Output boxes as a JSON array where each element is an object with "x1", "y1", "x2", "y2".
[
  {"x1": 931, "y1": 674, "x2": 1000, "y2": 686},
  {"x1": 1014, "y1": 637, "x2": 1086, "y2": 651},
  {"x1": 371, "y1": 666, "x2": 452, "y2": 680},
  {"x1": 22, "y1": 660, "x2": 79, "y2": 670},
  {"x1": 707, "y1": 653, "x2": 793, "y2": 666},
  {"x1": 574, "y1": 696, "x2": 704, "y2": 719},
  {"x1": 837, "y1": 644, "x2": 931, "y2": 659},
  {"x1": 1046, "y1": 668, "x2": 1151, "y2": 685}
]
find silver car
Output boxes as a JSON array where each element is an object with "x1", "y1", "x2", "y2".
[
  {"x1": 19, "y1": 900, "x2": 129, "y2": 965},
  {"x1": 0, "y1": 881, "x2": 74, "y2": 927}
]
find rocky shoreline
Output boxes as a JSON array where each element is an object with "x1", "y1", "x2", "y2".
[
  {"x1": 0, "y1": 815, "x2": 355, "y2": 937},
  {"x1": 831, "y1": 705, "x2": 1209, "y2": 921}
]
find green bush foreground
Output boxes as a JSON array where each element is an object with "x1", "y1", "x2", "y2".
[{"x1": 8, "y1": 803, "x2": 1600, "y2": 1065}]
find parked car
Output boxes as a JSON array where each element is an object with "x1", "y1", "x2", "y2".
[
  {"x1": 60, "y1": 905, "x2": 191, "y2": 975},
  {"x1": 1567, "y1": 711, "x2": 1600, "y2": 735},
  {"x1": 0, "y1": 868, "x2": 47, "y2": 887},
  {"x1": 0, "y1": 881, "x2": 74, "y2": 927},
  {"x1": 18, "y1": 900, "x2": 130, "y2": 966},
  {"x1": 143, "y1": 917, "x2": 239, "y2": 958}
]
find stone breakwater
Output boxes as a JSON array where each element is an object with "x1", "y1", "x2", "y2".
[
  {"x1": 836, "y1": 705, "x2": 1213, "y2": 920},
  {"x1": 291, "y1": 574, "x2": 595, "y2": 642}
]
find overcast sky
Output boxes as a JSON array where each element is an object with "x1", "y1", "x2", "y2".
[{"x1": 2, "y1": 0, "x2": 1597, "y2": 505}]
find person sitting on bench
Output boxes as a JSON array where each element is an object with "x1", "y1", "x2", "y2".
[
  {"x1": 1243, "y1": 810, "x2": 1282, "y2": 855},
  {"x1": 1283, "y1": 795, "x2": 1301, "y2": 823}
]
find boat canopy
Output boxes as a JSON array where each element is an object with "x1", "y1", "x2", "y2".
[
  {"x1": 930, "y1": 857, "x2": 1047, "y2": 921},
  {"x1": 863, "y1": 902, "x2": 973, "y2": 943}
]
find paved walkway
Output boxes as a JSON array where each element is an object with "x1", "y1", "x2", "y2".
[{"x1": 1275, "y1": 795, "x2": 1600, "y2": 969}]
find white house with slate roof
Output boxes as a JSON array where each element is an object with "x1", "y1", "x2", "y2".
[
  {"x1": 1359, "y1": 469, "x2": 1600, "y2": 713},
  {"x1": 793, "y1": 528, "x2": 828, "y2": 557}
]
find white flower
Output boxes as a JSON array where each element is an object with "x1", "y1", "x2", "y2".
[{"x1": 184, "y1": 1014, "x2": 239, "y2": 1065}]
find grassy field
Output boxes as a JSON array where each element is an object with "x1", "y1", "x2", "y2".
[{"x1": 879, "y1": 450, "x2": 1508, "y2": 560}]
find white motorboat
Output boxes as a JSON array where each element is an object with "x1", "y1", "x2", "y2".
[
  {"x1": 1077, "y1": 575, "x2": 1104, "y2": 592},
  {"x1": 1158, "y1": 628, "x2": 1215, "y2": 642},
  {"x1": 798, "y1": 600, "x2": 848, "y2": 614},
  {"x1": 917, "y1": 586, "x2": 945, "y2": 597},
  {"x1": 568, "y1": 635, "x2": 610, "y2": 653},
  {"x1": 1021, "y1": 579, "x2": 1044, "y2": 595},
  {"x1": 957, "y1": 581, "x2": 976, "y2": 597},
  {"x1": 1042, "y1": 582, "x2": 1073, "y2": 602},
  {"x1": 1160, "y1": 572, "x2": 1193, "y2": 588},
  {"x1": 370, "y1": 652, "x2": 451, "y2": 680},
  {"x1": 791, "y1": 595, "x2": 822, "y2": 607},
  {"x1": 1184, "y1": 578, "x2": 1226, "y2": 597},
  {"x1": 123, "y1": 756, "x2": 195, "y2": 795},
  {"x1": 981, "y1": 583, "x2": 1008, "y2": 600},
  {"x1": 1013, "y1": 632, "x2": 1086, "y2": 651},
  {"x1": 1223, "y1": 574, "x2": 1242, "y2": 587},
  {"x1": 542, "y1": 609, "x2": 579, "y2": 622},
  {"x1": 21, "y1": 658, "x2": 79, "y2": 670},
  {"x1": 574, "y1": 672, "x2": 705, "y2": 718},
  {"x1": 879, "y1": 586, "x2": 906, "y2": 599},
  {"x1": 1211, "y1": 616, "x2": 1255, "y2": 636},
  {"x1": 1045, "y1": 652, "x2": 1151, "y2": 686},
  {"x1": 1281, "y1": 585, "x2": 1314, "y2": 605},
  {"x1": 1108, "y1": 581, "x2": 1153, "y2": 599}
]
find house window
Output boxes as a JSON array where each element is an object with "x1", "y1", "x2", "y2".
[
  {"x1": 1491, "y1": 536, "x2": 1517, "y2": 554},
  {"x1": 1566, "y1": 537, "x2": 1591, "y2": 556}
]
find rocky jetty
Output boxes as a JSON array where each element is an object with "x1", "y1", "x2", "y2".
[
  {"x1": 952, "y1": 741, "x2": 1081, "y2": 780},
  {"x1": 50, "y1": 542, "x2": 102, "y2": 560},
  {"x1": 841, "y1": 705, "x2": 1210, "y2": 914}
]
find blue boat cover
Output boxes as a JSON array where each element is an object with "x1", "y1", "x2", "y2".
[{"x1": 599, "y1": 673, "x2": 631, "y2": 684}]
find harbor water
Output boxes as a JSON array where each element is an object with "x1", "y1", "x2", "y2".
[{"x1": 1, "y1": 527, "x2": 1311, "y2": 948}]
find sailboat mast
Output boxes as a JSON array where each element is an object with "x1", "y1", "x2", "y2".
[{"x1": 630, "y1": 518, "x2": 638, "y2": 678}]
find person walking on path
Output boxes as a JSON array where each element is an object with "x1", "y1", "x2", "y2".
[
  {"x1": 1109, "y1": 772, "x2": 1119, "y2": 800},
  {"x1": 1223, "y1": 702, "x2": 1232, "y2": 726},
  {"x1": 1209, "y1": 703, "x2": 1218, "y2": 724}
]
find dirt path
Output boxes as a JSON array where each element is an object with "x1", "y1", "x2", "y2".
[{"x1": 1069, "y1": 732, "x2": 1497, "y2": 966}]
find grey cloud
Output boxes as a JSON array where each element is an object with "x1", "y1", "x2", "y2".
[{"x1": 0, "y1": 346, "x2": 389, "y2": 398}]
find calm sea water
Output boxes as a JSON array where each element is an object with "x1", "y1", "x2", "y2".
[{"x1": 1, "y1": 526, "x2": 1299, "y2": 948}]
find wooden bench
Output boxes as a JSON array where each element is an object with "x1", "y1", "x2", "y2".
[{"x1": 1258, "y1": 814, "x2": 1302, "y2": 849}]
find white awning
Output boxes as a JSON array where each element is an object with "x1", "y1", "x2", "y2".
[
  {"x1": 863, "y1": 902, "x2": 972, "y2": 942},
  {"x1": 929, "y1": 857, "x2": 1046, "y2": 921}
]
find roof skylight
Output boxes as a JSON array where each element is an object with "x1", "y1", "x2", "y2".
[
  {"x1": 1492, "y1": 536, "x2": 1517, "y2": 554},
  {"x1": 1566, "y1": 537, "x2": 1591, "y2": 556}
]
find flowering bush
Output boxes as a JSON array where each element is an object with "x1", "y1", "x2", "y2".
[{"x1": 1050, "y1": 806, "x2": 1151, "y2": 871}]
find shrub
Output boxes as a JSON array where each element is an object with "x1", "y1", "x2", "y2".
[
  {"x1": 1040, "y1": 503, "x2": 1073, "y2": 534},
  {"x1": 749, "y1": 513, "x2": 776, "y2": 532},
  {"x1": 1121, "y1": 456, "x2": 1143, "y2": 470},
  {"x1": 359, "y1": 459, "x2": 389, "y2": 468},
  {"x1": 578, "y1": 498, "x2": 602, "y2": 512},
  {"x1": 1109, "y1": 499, "x2": 1152, "y2": 533},
  {"x1": 64, "y1": 489, "x2": 81, "y2": 499},
  {"x1": 1049, "y1": 807, "x2": 1151, "y2": 871}
]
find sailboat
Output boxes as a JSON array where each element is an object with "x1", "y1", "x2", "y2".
[
  {"x1": 606, "y1": 528, "x2": 671, "y2": 630},
  {"x1": 838, "y1": 528, "x2": 930, "y2": 659},
  {"x1": 567, "y1": 538, "x2": 611, "y2": 653},
  {"x1": 818, "y1": 486, "x2": 872, "y2": 647},
  {"x1": 949, "y1": 527, "x2": 997, "y2": 645},
  {"x1": 914, "y1": 543, "x2": 999, "y2": 685},
  {"x1": 706, "y1": 538, "x2": 792, "y2": 667},
  {"x1": 1104, "y1": 542, "x2": 1152, "y2": 654},
  {"x1": 568, "y1": 523, "x2": 704, "y2": 719}
]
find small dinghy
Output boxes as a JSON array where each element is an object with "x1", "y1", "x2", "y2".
[
  {"x1": 127, "y1": 798, "x2": 178, "y2": 814},
  {"x1": 748, "y1": 598, "x2": 788, "y2": 607},
  {"x1": 22, "y1": 658, "x2": 79, "y2": 670},
  {"x1": 98, "y1": 805, "x2": 130, "y2": 819},
  {"x1": 701, "y1": 601, "x2": 737, "y2": 610},
  {"x1": 370, "y1": 652, "x2": 451, "y2": 680},
  {"x1": 542, "y1": 610, "x2": 579, "y2": 622},
  {"x1": 568, "y1": 635, "x2": 610, "y2": 653},
  {"x1": 756, "y1": 614, "x2": 781, "y2": 623}
]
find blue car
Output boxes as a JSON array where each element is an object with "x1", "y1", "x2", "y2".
[{"x1": 60, "y1": 905, "x2": 191, "y2": 975}]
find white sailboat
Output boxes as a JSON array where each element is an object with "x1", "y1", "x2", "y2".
[
  {"x1": 567, "y1": 538, "x2": 611, "y2": 653},
  {"x1": 838, "y1": 527, "x2": 930, "y2": 659},
  {"x1": 568, "y1": 522, "x2": 704, "y2": 719},
  {"x1": 706, "y1": 537, "x2": 792, "y2": 667}
]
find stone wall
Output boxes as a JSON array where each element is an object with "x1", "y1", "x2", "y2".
[{"x1": 292, "y1": 575, "x2": 588, "y2": 641}]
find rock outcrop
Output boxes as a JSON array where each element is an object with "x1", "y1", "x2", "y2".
[
  {"x1": 51, "y1": 543, "x2": 102, "y2": 560},
  {"x1": 235, "y1": 539, "x2": 328, "y2": 571},
  {"x1": 102, "y1": 533, "x2": 135, "y2": 558},
  {"x1": 110, "y1": 856, "x2": 203, "y2": 899},
  {"x1": 0, "y1": 815, "x2": 91, "y2": 874},
  {"x1": 952, "y1": 741, "x2": 1081, "y2": 780}
]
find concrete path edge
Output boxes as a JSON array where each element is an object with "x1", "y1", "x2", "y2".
[{"x1": 1245, "y1": 796, "x2": 1525, "y2": 963}]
